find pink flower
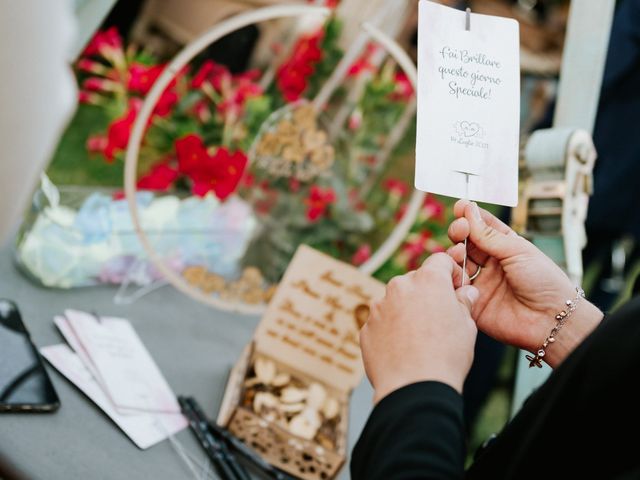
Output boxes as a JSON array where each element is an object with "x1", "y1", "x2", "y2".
[
  {"x1": 193, "y1": 100, "x2": 211, "y2": 123},
  {"x1": 348, "y1": 109, "x2": 363, "y2": 131},
  {"x1": 396, "y1": 230, "x2": 432, "y2": 270},
  {"x1": 82, "y1": 77, "x2": 122, "y2": 93},
  {"x1": 289, "y1": 178, "x2": 301, "y2": 193},
  {"x1": 78, "y1": 91, "x2": 102, "y2": 105},
  {"x1": 241, "y1": 173, "x2": 255, "y2": 188},
  {"x1": 86, "y1": 135, "x2": 108, "y2": 153},
  {"x1": 352, "y1": 244, "x2": 371, "y2": 266},
  {"x1": 77, "y1": 58, "x2": 108, "y2": 75},
  {"x1": 383, "y1": 178, "x2": 409, "y2": 198},
  {"x1": 420, "y1": 194, "x2": 445, "y2": 223}
]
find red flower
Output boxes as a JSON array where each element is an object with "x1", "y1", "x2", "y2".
[
  {"x1": 192, "y1": 148, "x2": 248, "y2": 200},
  {"x1": 217, "y1": 79, "x2": 263, "y2": 117},
  {"x1": 276, "y1": 31, "x2": 323, "y2": 102},
  {"x1": 137, "y1": 162, "x2": 178, "y2": 191},
  {"x1": 352, "y1": 244, "x2": 371, "y2": 266},
  {"x1": 391, "y1": 71, "x2": 414, "y2": 101},
  {"x1": 154, "y1": 89, "x2": 179, "y2": 117},
  {"x1": 128, "y1": 63, "x2": 164, "y2": 94},
  {"x1": 82, "y1": 27, "x2": 123, "y2": 57},
  {"x1": 175, "y1": 134, "x2": 247, "y2": 200},
  {"x1": 347, "y1": 43, "x2": 378, "y2": 77},
  {"x1": 102, "y1": 98, "x2": 142, "y2": 162},
  {"x1": 176, "y1": 134, "x2": 209, "y2": 175},
  {"x1": 192, "y1": 61, "x2": 263, "y2": 118},
  {"x1": 192, "y1": 60, "x2": 231, "y2": 90},
  {"x1": 383, "y1": 178, "x2": 409, "y2": 198},
  {"x1": 305, "y1": 186, "x2": 336, "y2": 222}
]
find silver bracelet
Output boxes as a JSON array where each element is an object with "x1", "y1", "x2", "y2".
[{"x1": 526, "y1": 287, "x2": 585, "y2": 368}]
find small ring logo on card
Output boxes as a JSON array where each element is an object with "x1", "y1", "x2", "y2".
[{"x1": 451, "y1": 121, "x2": 488, "y2": 149}]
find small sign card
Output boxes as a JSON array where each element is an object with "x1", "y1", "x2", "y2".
[{"x1": 415, "y1": 0, "x2": 520, "y2": 206}]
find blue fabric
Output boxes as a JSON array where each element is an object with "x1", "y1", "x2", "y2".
[{"x1": 587, "y1": 0, "x2": 640, "y2": 236}]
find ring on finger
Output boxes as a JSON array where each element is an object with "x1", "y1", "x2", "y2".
[{"x1": 469, "y1": 264, "x2": 482, "y2": 282}]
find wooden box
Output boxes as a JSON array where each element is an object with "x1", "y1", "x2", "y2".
[{"x1": 217, "y1": 245, "x2": 385, "y2": 479}]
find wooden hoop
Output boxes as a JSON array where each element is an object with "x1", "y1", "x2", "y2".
[{"x1": 124, "y1": 4, "x2": 424, "y2": 314}]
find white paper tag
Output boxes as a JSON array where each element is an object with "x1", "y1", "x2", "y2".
[
  {"x1": 41, "y1": 344, "x2": 187, "y2": 449},
  {"x1": 64, "y1": 309, "x2": 181, "y2": 413},
  {"x1": 415, "y1": 0, "x2": 520, "y2": 206}
]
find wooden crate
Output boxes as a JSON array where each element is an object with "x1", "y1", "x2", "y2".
[{"x1": 217, "y1": 245, "x2": 385, "y2": 479}]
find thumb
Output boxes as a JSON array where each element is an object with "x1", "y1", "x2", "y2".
[
  {"x1": 466, "y1": 202, "x2": 524, "y2": 261},
  {"x1": 456, "y1": 285, "x2": 479, "y2": 316}
]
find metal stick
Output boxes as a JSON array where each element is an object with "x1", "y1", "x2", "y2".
[{"x1": 461, "y1": 173, "x2": 470, "y2": 287}]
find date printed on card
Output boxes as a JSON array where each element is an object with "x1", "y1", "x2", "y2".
[{"x1": 415, "y1": 0, "x2": 520, "y2": 206}]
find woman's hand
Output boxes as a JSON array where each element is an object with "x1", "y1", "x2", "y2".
[
  {"x1": 447, "y1": 200, "x2": 603, "y2": 367},
  {"x1": 360, "y1": 253, "x2": 479, "y2": 403}
]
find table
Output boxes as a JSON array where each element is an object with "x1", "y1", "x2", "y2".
[{"x1": 0, "y1": 246, "x2": 373, "y2": 479}]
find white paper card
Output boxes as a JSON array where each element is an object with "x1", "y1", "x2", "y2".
[
  {"x1": 415, "y1": 0, "x2": 520, "y2": 206},
  {"x1": 54, "y1": 315, "x2": 102, "y2": 384},
  {"x1": 40, "y1": 344, "x2": 187, "y2": 449},
  {"x1": 54, "y1": 315, "x2": 139, "y2": 415},
  {"x1": 64, "y1": 309, "x2": 181, "y2": 413}
]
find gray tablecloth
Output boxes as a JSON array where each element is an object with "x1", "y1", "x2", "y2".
[{"x1": 0, "y1": 245, "x2": 373, "y2": 479}]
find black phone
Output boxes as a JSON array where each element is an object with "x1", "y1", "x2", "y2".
[{"x1": 0, "y1": 300, "x2": 59, "y2": 412}]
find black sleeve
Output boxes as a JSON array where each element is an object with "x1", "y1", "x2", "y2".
[{"x1": 351, "y1": 381, "x2": 466, "y2": 480}]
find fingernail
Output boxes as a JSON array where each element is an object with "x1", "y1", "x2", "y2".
[
  {"x1": 466, "y1": 286, "x2": 479, "y2": 304},
  {"x1": 471, "y1": 202, "x2": 482, "y2": 221}
]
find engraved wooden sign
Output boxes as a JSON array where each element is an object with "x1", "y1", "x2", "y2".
[{"x1": 254, "y1": 245, "x2": 385, "y2": 391}]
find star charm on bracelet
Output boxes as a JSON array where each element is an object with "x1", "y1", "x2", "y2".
[{"x1": 526, "y1": 353, "x2": 543, "y2": 368}]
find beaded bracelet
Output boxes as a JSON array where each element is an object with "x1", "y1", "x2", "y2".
[{"x1": 526, "y1": 287, "x2": 586, "y2": 368}]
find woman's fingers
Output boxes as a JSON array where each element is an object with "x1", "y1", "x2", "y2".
[
  {"x1": 447, "y1": 243, "x2": 481, "y2": 277},
  {"x1": 417, "y1": 252, "x2": 466, "y2": 289},
  {"x1": 448, "y1": 217, "x2": 469, "y2": 244},
  {"x1": 453, "y1": 200, "x2": 513, "y2": 235},
  {"x1": 447, "y1": 224, "x2": 491, "y2": 267},
  {"x1": 451, "y1": 201, "x2": 527, "y2": 261}
]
